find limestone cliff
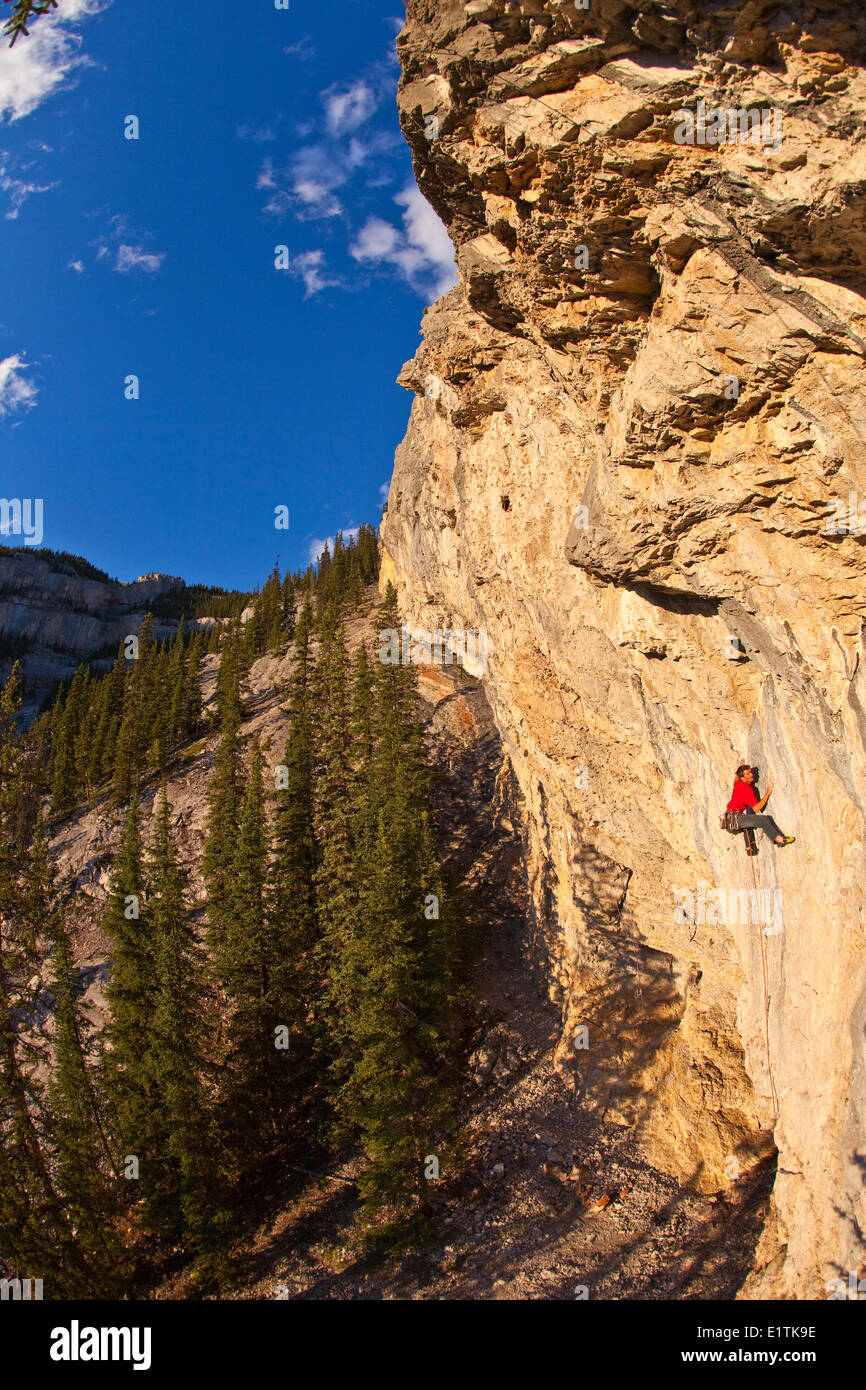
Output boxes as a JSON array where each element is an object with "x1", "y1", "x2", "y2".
[
  {"x1": 0, "y1": 551, "x2": 198, "y2": 716},
  {"x1": 382, "y1": 0, "x2": 866, "y2": 1298}
]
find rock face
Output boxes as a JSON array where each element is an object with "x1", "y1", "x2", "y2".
[
  {"x1": 382, "y1": 0, "x2": 866, "y2": 1298},
  {"x1": 0, "y1": 551, "x2": 191, "y2": 716}
]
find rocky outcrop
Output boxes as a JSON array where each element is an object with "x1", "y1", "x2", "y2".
[
  {"x1": 382, "y1": 0, "x2": 866, "y2": 1298},
  {"x1": 0, "y1": 551, "x2": 193, "y2": 716}
]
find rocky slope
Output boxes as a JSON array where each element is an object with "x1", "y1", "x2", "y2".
[{"x1": 381, "y1": 0, "x2": 866, "y2": 1298}]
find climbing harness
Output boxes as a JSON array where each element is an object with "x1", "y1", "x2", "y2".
[{"x1": 720, "y1": 809, "x2": 759, "y2": 856}]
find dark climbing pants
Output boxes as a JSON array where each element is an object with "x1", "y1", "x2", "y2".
[{"x1": 739, "y1": 812, "x2": 786, "y2": 842}]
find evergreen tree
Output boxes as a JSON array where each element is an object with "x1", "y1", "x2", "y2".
[
  {"x1": 101, "y1": 796, "x2": 155, "y2": 1162},
  {"x1": 180, "y1": 630, "x2": 204, "y2": 741},
  {"x1": 0, "y1": 667, "x2": 96, "y2": 1294},
  {"x1": 165, "y1": 620, "x2": 188, "y2": 749},
  {"x1": 314, "y1": 544, "x2": 331, "y2": 621},
  {"x1": 111, "y1": 672, "x2": 136, "y2": 804},
  {"x1": 269, "y1": 600, "x2": 319, "y2": 1128},
  {"x1": 71, "y1": 669, "x2": 95, "y2": 804},
  {"x1": 356, "y1": 523, "x2": 379, "y2": 585},
  {"x1": 242, "y1": 593, "x2": 264, "y2": 662},
  {"x1": 145, "y1": 787, "x2": 229, "y2": 1258},
  {"x1": 314, "y1": 608, "x2": 360, "y2": 1107},
  {"x1": 0, "y1": 953, "x2": 93, "y2": 1294},
  {"x1": 329, "y1": 586, "x2": 462, "y2": 1234},
  {"x1": 202, "y1": 634, "x2": 244, "y2": 961},
  {"x1": 219, "y1": 743, "x2": 277, "y2": 1161},
  {"x1": 134, "y1": 614, "x2": 159, "y2": 763},
  {"x1": 261, "y1": 563, "x2": 284, "y2": 653},
  {"x1": 346, "y1": 550, "x2": 364, "y2": 606},
  {"x1": 281, "y1": 572, "x2": 295, "y2": 642},
  {"x1": 50, "y1": 668, "x2": 88, "y2": 817},
  {"x1": 89, "y1": 645, "x2": 125, "y2": 791},
  {"x1": 47, "y1": 914, "x2": 123, "y2": 1288}
]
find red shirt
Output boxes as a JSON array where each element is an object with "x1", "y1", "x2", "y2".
[{"x1": 727, "y1": 780, "x2": 758, "y2": 813}]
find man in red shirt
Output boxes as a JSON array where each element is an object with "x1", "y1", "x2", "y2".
[{"x1": 727, "y1": 764, "x2": 795, "y2": 846}]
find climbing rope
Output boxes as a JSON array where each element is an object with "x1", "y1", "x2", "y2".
[
  {"x1": 545, "y1": 639, "x2": 571, "y2": 725},
  {"x1": 748, "y1": 845, "x2": 779, "y2": 1125}
]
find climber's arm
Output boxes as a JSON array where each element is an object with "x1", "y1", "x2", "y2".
[{"x1": 755, "y1": 780, "x2": 774, "y2": 812}]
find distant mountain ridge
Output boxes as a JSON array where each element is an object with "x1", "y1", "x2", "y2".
[{"x1": 0, "y1": 546, "x2": 245, "y2": 718}]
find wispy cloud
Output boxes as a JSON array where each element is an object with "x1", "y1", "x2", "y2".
[
  {"x1": 0, "y1": 154, "x2": 56, "y2": 218},
  {"x1": 115, "y1": 243, "x2": 164, "y2": 274},
  {"x1": 88, "y1": 213, "x2": 165, "y2": 275},
  {"x1": 0, "y1": 353, "x2": 38, "y2": 419},
  {"x1": 248, "y1": 44, "x2": 451, "y2": 302},
  {"x1": 0, "y1": 0, "x2": 106, "y2": 123},
  {"x1": 291, "y1": 144, "x2": 345, "y2": 218},
  {"x1": 307, "y1": 526, "x2": 360, "y2": 564},
  {"x1": 290, "y1": 249, "x2": 341, "y2": 299},
  {"x1": 283, "y1": 34, "x2": 316, "y2": 61},
  {"x1": 256, "y1": 127, "x2": 400, "y2": 223},
  {"x1": 68, "y1": 258, "x2": 84, "y2": 273},
  {"x1": 323, "y1": 79, "x2": 378, "y2": 138},
  {"x1": 378, "y1": 481, "x2": 390, "y2": 502},
  {"x1": 256, "y1": 158, "x2": 277, "y2": 191},
  {"x1": 237, "y1": 121, "x2": 277, "y2": 144},
  {"x1": 258, "y1": 145, "x2": 343, "y2": 221},
  {"x1": 351, "y1": 185, "x2": 456, "y2": 299}
]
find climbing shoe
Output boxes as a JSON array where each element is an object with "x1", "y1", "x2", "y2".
[{"x1": 780, "y1": 836, "x2": 796, "y2": 846}]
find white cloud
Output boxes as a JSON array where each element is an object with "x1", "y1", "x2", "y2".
[
  {"x1": 89, "y1": 215, "x2": 165, "y2": 274},
  {"x1": 378, "y1": 481, "x2": 390, "y2": 502},
  {"x1": 237, "y1": 121, "x2": 276, "y2": 144},
  {"x1": 323, "y1": 80, "x2": 378, "y2": 138},
  {"x1": 352, "y1": 215, "x2": 398, "y2": 261},
  {"x1": 257, "y1": 141, "x2": 358, "y2": 221},
  {"x1": 67, "y1": 257, "x2": 84, "y2": 273},
  {"x1": 0, "y1": 157, "x2": 56, "y2": 217},
  {"x1": 0, "y1": 0, "x2": 106, "y2": 123},
  {"x1": 290, "y1": 249, "x2": 340, "y2": 299},
  {"x1": 283, "y1": 35, "x2": 316, "y2": 61},
  {"x1": 260, "y1": 189, "x2": 292, "y2": 217},
  {"x1": 115, "y1": 242, "x2": 164, "y2": 274},
  {"x1": 256, "y1": 157, "x2": 277, "y2": 190},
  {"x1": 350, "y1": 184, "x2": 456, "y2": 299},
  {"x1": 0, "y1": 353, "x2": 38, "y2": 419},
  {"x1": 293, "y1": 177, "x2": 341, "y2": 218},
  {"x1": 290, "y1": 142, "x2": 347, "y2": 217},
  {"x1": 307, "y1": 526, "x2": 360, "y2": 565},
  {"x1": 251, "y1": 57, "x2": 401, "y2": 227}
]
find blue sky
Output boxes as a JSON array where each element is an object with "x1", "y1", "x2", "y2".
[{"x1": 0, "y1": 0, "x2": 455, "y2": 589}]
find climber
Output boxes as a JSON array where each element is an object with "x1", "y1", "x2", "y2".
[{"x1": 726, "y1": 764, "x2": 795, "y2": 847}]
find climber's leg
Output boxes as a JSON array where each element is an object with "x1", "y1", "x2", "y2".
[{"x1": 739, "y1": 813, "x2": 790, "y2": 845}]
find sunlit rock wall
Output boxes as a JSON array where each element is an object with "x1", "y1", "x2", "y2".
[{"x1": 381, "y1": 0, "x2": 866, "y2": 1298}]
